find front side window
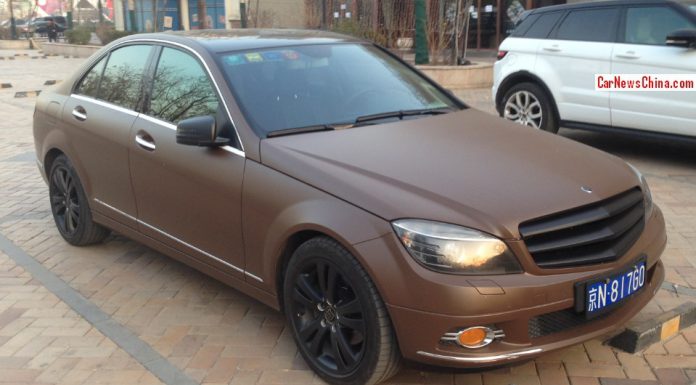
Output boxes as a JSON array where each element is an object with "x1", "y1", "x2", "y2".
[
  {"x1": 555, "y1": 8, "x2": 619, "y2": 42},
  {"x1": 98, "y1": 45, "x2": 152, "y2": 110},
  {"x1": 625, "y1": 6, "x2": 695, "y2": 45},
  {"x1": 149, "y1": 47, "x2": 219, "y2": 124},
  {"x1": 218, "y1": 44, "x2": 459, "y2": 136},
  {"x1": 75, "y1": 56, "x2": 107, "y2": 98}
]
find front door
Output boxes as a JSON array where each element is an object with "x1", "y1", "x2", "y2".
[
  {"x1": 129, "y1": 45, "x2": 246, "y2": 278},
  {"x1": 611, "y1": 4, "x2": 696, "y2": 135}
]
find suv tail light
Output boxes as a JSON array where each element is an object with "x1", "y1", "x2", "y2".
[{"x1": 497, "y1": 51, "x2": 508, "y2": 60}]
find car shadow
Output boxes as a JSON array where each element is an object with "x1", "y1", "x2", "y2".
[{"x1": 559, "y1": 128, "x2": 696, "y2": 169}]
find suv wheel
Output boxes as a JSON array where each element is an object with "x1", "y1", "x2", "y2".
[
  {"x1": 283, "y1": 237, "x2": 400, "y2": 385},
  {"x1": 501, "y1": 82, "x2": 558, "y2": 133}
]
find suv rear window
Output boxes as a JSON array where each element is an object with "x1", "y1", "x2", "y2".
[
  {"x1": 555, "y1": 8, "x2": 619, "y2": 42},
  {"x1": 523, "y1": 11, "x2": 564, "y2": 39}
]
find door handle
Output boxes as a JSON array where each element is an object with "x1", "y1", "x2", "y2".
[
  {"x1": 72, "y1": 106, "x2": 87, "y2": 121},
  {"x1": 615, "y1": 51, "x2": 640, "y2": 60},
  {"x1": 135, "y1": 131, "x2": 156, "y2": 151},
  {"x1": 543, "y1": 45, "x2": 561, "y2": 52}
]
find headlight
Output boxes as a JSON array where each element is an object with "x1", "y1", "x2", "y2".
[
  {"x1": 392, "y1": 219, "x2": 523, "y2": 275},
  {"x1": 627, "y1": 163, "x2": 653, "y2": 214}
]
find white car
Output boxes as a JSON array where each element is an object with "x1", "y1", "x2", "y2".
[{"x1": 493, "y1": 0, "x2": 696, "y2": 138}]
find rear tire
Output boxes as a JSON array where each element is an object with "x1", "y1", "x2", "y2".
[
  {"x1": 283, "y1": 237, "x2": 401, "y2": 385},
  {"x1": 501, "y1": 82, "x2": 559, "y2": 133},
  {"x1": 48, "y1": 155, "x2": 110, "y2": 246}
]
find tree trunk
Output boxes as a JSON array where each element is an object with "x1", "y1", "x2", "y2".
[{"x1": 198, "y1": 0, "x2": 208, "y2": 29}]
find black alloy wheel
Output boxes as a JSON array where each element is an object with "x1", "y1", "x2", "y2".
[
  {"x1": 50, "y1": 164, "x2": 80, "y2": 236},
  {"x1": 48, "y1": 155, "x2": 110, "y2": 245},
  {"x1": 283, "y1": 237, "x2": 400, "y2": 385},
  {"x1": 290, "y1": 259, "x2": 366, "y2": 375}
]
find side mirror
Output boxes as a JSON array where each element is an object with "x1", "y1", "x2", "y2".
[
  {"x1": 666, "y1": 29, "x2": 696, "y2": 49},
  {"x1": 176, "y1": 116, "x2": 229, "y2": 147}
]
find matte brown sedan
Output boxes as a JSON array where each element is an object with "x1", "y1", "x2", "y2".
[{"x1": 33, "y1": 30, "x2": 666, "y2": 385}]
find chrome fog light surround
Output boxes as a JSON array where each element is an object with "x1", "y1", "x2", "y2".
[{"x1": 441, "y1": 326, "x2": 505, "y2": 349}]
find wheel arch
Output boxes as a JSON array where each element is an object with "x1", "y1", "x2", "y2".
[
  {"x1": 43, "y1": 148, "x2": 65, "y2": 179},
  {"x1": 495, "y1": 71, "x2": 560, "y2": 123},
  {"x1": 275, "y1": 228, "x2": 325, "y2": 313}
]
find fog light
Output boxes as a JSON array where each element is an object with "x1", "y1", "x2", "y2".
[
  {"x1": 458, "y1": 327, "x2": 487, "y2": 347},
  {"x1": 440, "y1": 327, "x2": 505, "y2": 348}
]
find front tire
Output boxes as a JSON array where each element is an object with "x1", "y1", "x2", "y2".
[
  {"x1": 283, "y1": 237, "x2": 400, "y2": 385},
  {"x1": 48, "y1": 155, "x2": 110, "y2": 246},
  {"x1": 501, "y1": 82, "x2": 558, "y2": 133}
]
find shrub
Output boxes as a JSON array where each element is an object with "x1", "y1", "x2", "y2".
[
  {"x1": 64, "y1": 27, "x2": 91, "y2": 45},
  {"x1": 332, "y1": 20, "x2": 388, "y2": 46},
  {"x1": 96, "y1": 24, "x2": 132, "y2": 45},
  {"x1": 0, "y1": 27, "x2": 11, "y2": 40}
]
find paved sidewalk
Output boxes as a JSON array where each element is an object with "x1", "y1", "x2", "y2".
[{"x1": 1, "y1": 49, "x2": 696, "y2": 385}]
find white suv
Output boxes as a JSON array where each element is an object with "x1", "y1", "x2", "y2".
[{"x1": 493, "y1": 0, "x2": 696, "y2": 138}]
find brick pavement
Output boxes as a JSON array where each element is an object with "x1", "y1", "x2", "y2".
[{"x1": 1, "y1": 49, "x2": 696, "y2": 384}]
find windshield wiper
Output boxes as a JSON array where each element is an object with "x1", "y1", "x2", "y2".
[
  {"x1": 353, "y1": 107, "x2": 454, "y2": 127},
  {"x1": 266, "y1": 124, "x2": 336, "y2": 138}
]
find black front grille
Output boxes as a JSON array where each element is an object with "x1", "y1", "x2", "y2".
[
  {"x1": 519, "y1": 188, "x2": 645, "y2": 268},
  {"x1": 528, "y1": 308, "x2": 609, "y2": 339}
]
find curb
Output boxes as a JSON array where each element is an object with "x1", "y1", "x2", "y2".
[
  {"x1": 14, "y1": 90, "x2": 42, "y2": 98},
  {"x1": 609, "y1": 301, "x2": 696, "y2": 353},
  {"x1": 1, "y1": 83, "x2": 11, "y2": 89},
  {"x1": 44, "y1": 80, "x2": 61, "y2": 86}
]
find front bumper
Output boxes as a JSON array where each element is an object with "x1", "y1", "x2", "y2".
[{"x1": 353, "y1": 206, "x2": 666, "y2": 367}]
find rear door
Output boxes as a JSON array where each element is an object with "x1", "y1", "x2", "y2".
[
  {"x1": 128, "y1": 45, "x2": 248, "y2": 280},
  {"x1": 610, "y1": 3, "x2": 696, "y2": 135},
  {"x1": 61, "y1": 44, "x2": 154, "y2": 228},
  {"x1": 534, "y1": 7, "x2": 620, "y2": 125}
]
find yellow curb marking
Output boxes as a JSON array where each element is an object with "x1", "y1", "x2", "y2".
[{"x1": 661, "y1": 315, "x2": 680, "y2": 341}]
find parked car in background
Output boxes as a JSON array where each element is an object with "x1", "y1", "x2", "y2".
[
  {"x1": 23, "y1": 16, "x2": 67, "y2": 37},
  {"x1": 493, "y1": 0, "x2": 696, "y2": 139},
  {"x1": 34, "y1": 30, "x2": 666, "y2": 385}
]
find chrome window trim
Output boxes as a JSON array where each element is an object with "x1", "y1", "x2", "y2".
[
  {"x1": 93, "y1": 198, "x2": 261, "y2": 281},
  {"x1": 111, "y1": 38, "x2": 246, "y2": 156},
  {"x1": 137, "y1": 114, "x2": 245, "y2": 157},
  {"x1": 416, "y1": 348, "x2": 543, "y2": 363},
  {"x1": 71, "y1": 94, "x2": 139, "y2": 117}
]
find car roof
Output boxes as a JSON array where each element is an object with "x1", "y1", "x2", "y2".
[
  {"x1": 122, "y1": 29, "x2": 365, "y2": 53},
  {"x1": 531, "y1": 0, "x2": 680, "y2": 13}
]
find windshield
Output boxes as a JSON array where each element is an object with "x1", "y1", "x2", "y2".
[
  {"x1": 217, "y1": 44, "x2": 460, "y2": 136},
  {"x1": 677, "y1": 0, "x2": 696, "y2": 13}
]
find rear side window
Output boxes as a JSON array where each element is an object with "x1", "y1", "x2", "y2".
[
  {"x1": 511, "y1": 13, "x2": 539, "y2": 37},
  {"x1": 97, "y1": 45, "x2": 152, "y2": 110},
  {"x1": 555, "y1": 8, "x2": 619, "y2": 42},
  {"x1": 523, "y1": 12, "x2": 564, "y2": 39},
  {"x1": 75, "y1": 57, "x2": 106, "y2": 98},
  {"x1": 625, "y1": 6, "x2": 696, "y2": 45}
]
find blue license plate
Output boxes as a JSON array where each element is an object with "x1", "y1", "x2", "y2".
[{"x1": 585, "y1": 261, "x2": 646, "y2": 317}]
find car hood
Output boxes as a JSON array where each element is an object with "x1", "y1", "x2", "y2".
[{"x1": 260, "y1": 109, "x2": 639, "y2": 240}]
